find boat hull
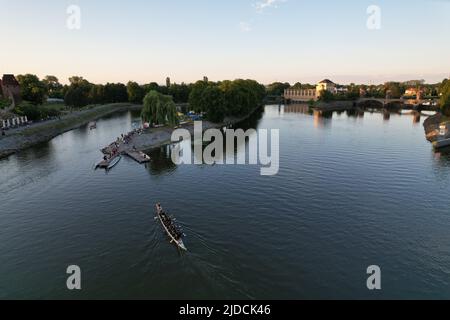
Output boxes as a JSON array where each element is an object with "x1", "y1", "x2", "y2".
[
  {"x1": 97, "y1": 156, "x2": 122, "y2": 170},
  {"x1": 433, "y1": 138, "x2": 450, "y2": 149},
  {"x1": 157, "y1": 213, "x2": 187, "y2": 251}
]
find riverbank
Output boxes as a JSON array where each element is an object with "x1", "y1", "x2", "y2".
[
  {"x1": 0, "y1": 103, "x2": 142, "y2": 159},
  {"x1": 101, "y1": 106, "x2": 263, "y2": 156},
  {"x1": 315, "y1": 100, "x2": 356, "y2": 112},
  {"x1": 423, "y1": 113, "x2": 449, "y2": 142}
]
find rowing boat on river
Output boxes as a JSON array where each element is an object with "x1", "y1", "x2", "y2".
[{"x1": 155, "y1": 204, "x2": 187, "y2": 251}]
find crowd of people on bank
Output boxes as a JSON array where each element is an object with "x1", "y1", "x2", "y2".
[{"x1": 102, "y1": 127, "x2": 145, "y2": 158}]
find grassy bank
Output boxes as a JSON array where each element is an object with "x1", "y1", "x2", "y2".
[
  {"x1": 0, "y1": 103, "x2": 142, "y2": 159},
  {"x1": 20, "y1": 103, "x2": 139, "y2": 137}
]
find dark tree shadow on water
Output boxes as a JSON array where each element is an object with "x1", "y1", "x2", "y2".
[
  {"x1": 142, "y1": 107, "x2": 265, "y2": 176},
  {"x1": 230, "y1": 106, "x2": 264, "y2": 131},
  {"x1": 144, "y1": 146, "x2": 178, "y2": 176}
]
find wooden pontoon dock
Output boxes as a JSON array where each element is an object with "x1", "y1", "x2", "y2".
[
  {"x1": 98, "y1": 128, "x2": 151, "y2": 168},
  {"x1": 125, "y1": 151, "x2": 151, "y2": 164}
]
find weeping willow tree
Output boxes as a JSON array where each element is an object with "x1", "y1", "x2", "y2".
[{"x1": 141, "y1": 90, "x2": 179, "y2": 127}]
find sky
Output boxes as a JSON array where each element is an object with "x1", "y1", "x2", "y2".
[{"x1": 0, "y1": 0, "x2": 449, "y2": 85}]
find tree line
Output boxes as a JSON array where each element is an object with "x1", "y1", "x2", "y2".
[
  {"x1": 13, "y1": 74, "x2": 266, "y2": 124},
  {"x1": 14, "y1": 74, "x2": 192, "y2": 108},
  {"x1": 188, "y1": 79, "x2": 266, "y2": 123},
  {"x1": 266, "y1": 81, "x2": 442, "y2": 101},
  {"x1": 15, "y1": 74, "x2": 450, "y2": 120}
]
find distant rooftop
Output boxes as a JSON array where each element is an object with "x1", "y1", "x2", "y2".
[{"x1": 319, "y1": 79, "x2": 335, "y2": 85}]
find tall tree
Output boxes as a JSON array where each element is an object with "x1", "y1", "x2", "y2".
[
  {"x1": 17, "y1": 74, "x2": 47, "y2": 105},
  {"x1": 43, "y1": 75, "x2": 63, "y2": 99},
  {"x1": 266, "y1": 82, "x2": 290, "y2": 96},
  {"x1": 127, "y1": 81, "x2": 145, "y2": 104},
  {"x1": 202, "y1": 85, "x2": 225, "y2": 122},
  {"x1": 64, "y1": 76, "x2": 92, "y2": 108},
  {"x1": 439, "y1": 79, "x2": 450, "y2": 116},
  {"x1": 188, "y1": 81, "x2": 210, "y2": 113},
  {"x1": 141, "y1": 91, "x2": 179, "y2": 127},
  {"x1": 104, "y1": 83, "x2": 128, "y2": 103}
]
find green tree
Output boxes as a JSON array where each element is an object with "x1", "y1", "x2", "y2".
[
  {"x1": 188, "y1": 79, "x2": 265, "y2": 122},
  {"x1": 439, "y1": 79, "x2": 450, "y2": 116},
  {"x1": 104, "y1": 83, "x2": 128, "y2": 103},
  {"x1": 16, "y1": 74, "x2": 47, "y2": 105},
  {"x1": 291, "y1": 82, "x2": 302, "y2": 89},
  {"x1": 141, "y1": 90, "x2": 179, "y2": 127},
  {"x1": 345, "y1": 84, "x2": 360, "y2": 100},
  {"x1": 199, "y1": 85, "x2": 225, "y2": 123},
  {"x1": 127, "y1": 81, "x2": 145, "y2": 104},
  {"x1": 266, "y1": 82, "x2": 290, "y2": 96},
  {"x1": 13, "y1": 102, "x2": 41, "y2": 120},
  {"x1": 318, "y1": 90, "x2": 334, "y2": 102},
  {"x1": 384, "y1": 82, "x2": 403, "y2": 99},
  {"x1": 188, "y1": 81, "x2": 210, "y2": 113},
  {"x1": 143, "y1": 82, "x2": 160, "y2": 94},
  {"x1": 89, "y1": 85, "x2": 106, "y2": 104},
  {"x1": 65, "y1": 86, "x2": 90, "y2": 108},
  {"x1": 43, "y1": 75, "x2": 63, "y2": 99},
  {"x1": 64, "y1": 76, "x2": 92, "y2": 108},
  {"x1": 168, "y1": 83, "x2": 191, "y2": 103}
]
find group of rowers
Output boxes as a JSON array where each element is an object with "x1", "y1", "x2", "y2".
[{"x1": 156, "y1": 203, "x2": 184, "y2": 241}]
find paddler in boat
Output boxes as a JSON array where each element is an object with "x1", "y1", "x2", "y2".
[{"x1": 156, "y1": 203, "x2": 163, "y2": 213}]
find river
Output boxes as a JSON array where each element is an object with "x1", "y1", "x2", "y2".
[{"x1": 1, "y1": 105, "x2": 450, "y2": 299}]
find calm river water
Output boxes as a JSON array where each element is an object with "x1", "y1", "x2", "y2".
[{"x1": 1, "y1": 105, "x2": 450, "y2": 299}]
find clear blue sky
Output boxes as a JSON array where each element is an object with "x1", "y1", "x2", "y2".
[{"x1": 0, "y1": 0, "x2": 449, "y2": 85}]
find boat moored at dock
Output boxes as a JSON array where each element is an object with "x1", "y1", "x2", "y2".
[
  {"x1": 96, "y1": 155, "x2": 122, "y2": 170},
  {"x1": 433, "y1": 138, "x2": 450, "y2": 149}
]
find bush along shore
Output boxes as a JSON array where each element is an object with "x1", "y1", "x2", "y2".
[{"x1": 0, "y1": 103, "x2": 141, "y2": 159}]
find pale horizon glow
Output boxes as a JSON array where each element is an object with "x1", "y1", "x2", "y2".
[{"x1": 0, "y1": 0, "x2": 449, "y2": 85}]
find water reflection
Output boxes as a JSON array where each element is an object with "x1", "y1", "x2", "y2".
[
  {"x1": 346, "y1": 108, "x2": 365, "y2": 118},
  {"x1": 313, "y1": 110, "x2": 333, "y2": 128},
  {"x1": 145, "y1": 107, "x2": 266, "y2": 174},
  {"x1": 281, "y1": 104, "x2": 434, "y2": 130},
  {"x1": 413, "y1": 112, "x2": 421, "y2": 125},
  {"x1": 434, "y1": 146, "x2": 450, "y2": 165},
  {"x1": 234, "y1": 106, "x2": 265, "y2": 130},
  {"x1": 283, "y1": 104, "x2": 312, "y2": 115},
  {"x1": 144, "y1": 146, "x2": 178, "y2": 176}
]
